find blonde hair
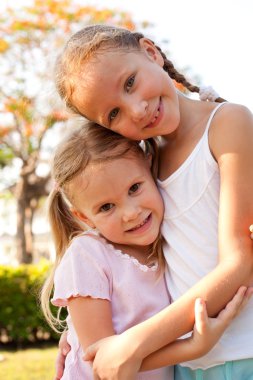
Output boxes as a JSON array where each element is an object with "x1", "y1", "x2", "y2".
[
  {"x1": 55, "y1": 24, "x2": 225, "y2": 115},
  {"x1": 41, "y1": 121, "x2": 164, "y2": 332}
]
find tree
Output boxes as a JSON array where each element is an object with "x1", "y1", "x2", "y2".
[{"x1": 0, "y1": 0, "x2": 136, "y2": 263}]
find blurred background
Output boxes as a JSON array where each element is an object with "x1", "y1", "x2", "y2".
[{"x1": 0, "y1": 0, "x2": 252, "y2": 379}]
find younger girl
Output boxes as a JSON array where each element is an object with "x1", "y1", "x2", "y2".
[
  {"x1": 54, "y1": 24, "x2": 253, "y2": 379},
  {"x1": 41, "y1": 123, "x2": 248, "y2": 380}
]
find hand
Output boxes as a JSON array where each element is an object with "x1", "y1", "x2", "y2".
[
  {"x1": 54, "y1": 330, "x2": 71, "y2": 380},
  {"x1": 84, "y1": 334, "x2": 142, "y2": 380},
  {"x1": 250, "y1": 225, "x2": 253, "y2": 239},
  {"x1": 190, "y1": 286, "x2": 253, "y2": 356}
]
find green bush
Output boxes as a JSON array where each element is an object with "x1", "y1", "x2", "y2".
[{"x1": 0, "y1": 260, "x2": 64, "y2": 346}]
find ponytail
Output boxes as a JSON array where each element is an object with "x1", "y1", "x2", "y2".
[
  {"x1": 40, "y1": 188, "x2": 85, "y2": 332},
  {"x1": 48, "y1": 188, "x2": 84, "y2": 257}
]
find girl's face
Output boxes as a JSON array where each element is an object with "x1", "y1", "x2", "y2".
[
  {"x1": 71, "y1": 154, "x2": 164, "y2": 249},
  {"x1": 72, "y1": 39, "x2": 180, "y2": 140}
]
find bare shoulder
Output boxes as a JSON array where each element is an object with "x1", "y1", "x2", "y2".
[
  {"x1": 209, "y1": 103, "x2": 253, "y2": 158},
  {"x1": 219, "y1": 102, "x2": 252, "y2": 120}
]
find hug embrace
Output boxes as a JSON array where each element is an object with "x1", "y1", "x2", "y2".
[{"x1": 40, "y1": 25, "x2": 253, "y2": 380}]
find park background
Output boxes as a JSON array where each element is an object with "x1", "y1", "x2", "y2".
[{"x1": 0, "y1": 0, "x2": 252, "y2": 379}]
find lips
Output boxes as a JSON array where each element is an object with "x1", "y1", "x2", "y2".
[
  {"x1": 145, "y1": 99, "x2": 162, "y2": 129},
  {"x1": 127, "y1": 214, "x2": 152, "y2": 233}
]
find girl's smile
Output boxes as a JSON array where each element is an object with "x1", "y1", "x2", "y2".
[
  {"x1": 126, "y1": 213, "x2": 152, "y2": 233},
  {"x1": 144, "y1": 98, "x2": 163, "y2": 129}
]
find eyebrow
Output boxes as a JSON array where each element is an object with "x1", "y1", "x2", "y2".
[
  {"x1": 74, "y1": 103, "x2": 108, "y2": 130},
  {"x1": 92, "y1": 198, "x2": 112, "y2": 213}
]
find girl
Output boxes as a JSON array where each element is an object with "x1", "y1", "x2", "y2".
[
  {"x1": 54, "y1": 25, "x2": 253, "y2": 379},
  {"x1": 40, "y1": 123, "x2": 247, "y2": 380}
]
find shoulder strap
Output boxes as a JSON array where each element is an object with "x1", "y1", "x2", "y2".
[{"x1": 205, "y1": 102, "x2": 227, "y2": 133}]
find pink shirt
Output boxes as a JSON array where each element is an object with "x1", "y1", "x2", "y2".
[{"x1": 52, "y1": 232, "x2": 173, "y2": 379}]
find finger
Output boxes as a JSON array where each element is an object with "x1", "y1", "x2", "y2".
[
  {"x1": 61, "y1": 346, "x2": 70, "y2": 356},
  {"x1": 83, "y1": 344, "x2": 97, "y2": 361},
  {"x1": 59, "y1": 331, "x2": 71, "y2": 355},
  {"x1": 249, "y1": 225, "x2": 253, "y2": 239},
  {"x1": 238, "y1": 286, "x2": 253, "y2": 309},
  {"x1": 245, "y1": 286, "x2": 253, "y2": 297},
  {"x1": 92, "y1": 367, "x2": 100, "y2": 380},
  {"x1": 55, "y1": 351, "x2": 65, "y2": 379},
  {"x1": 194, "y1": 298, "x2": 208, "y2": 334}
]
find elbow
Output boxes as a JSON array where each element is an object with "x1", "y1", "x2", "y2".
[
  {"x1": 221, "y1": 237, "x2": 253, "y2": 285},
  {"x1": 235, "y1": 238, "x2": 253, "y2": 285},
  {"x1": 243, "y1": 237, "x2": 253, "y2": 284}
]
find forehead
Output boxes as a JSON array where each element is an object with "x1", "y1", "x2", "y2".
[
  {"x1": 73, "y1": 154, "x2": 148, "y2": 195},
  {"x1": 72, "y1": 50, "x2": 143, "y2": 122}
]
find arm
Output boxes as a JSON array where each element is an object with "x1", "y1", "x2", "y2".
[
  {"x1": 136, "y1": 105, "x2": 253, "y2": 355},
  {"x1": 57, "y1": 225, "x2": 253, "y2": 379},
  {"x1": 53, "y1": 297, "x2": 115, "y2": 380},
  {"x1": 51, "y1": 235, "x2": 116, "y2": 379},
  {"x1": 71, "y1": 292, "x2": 246, "y2": 376},
  {"x1": 141, "y1": 286, "x2": 253, "y2": 370},
  {"x1": 84, "y1": 105, "x2": 253, "y2": 377},
  {"x1": 86, "y1": 286, "x2": 252, "y2": 378},
  {"x1": 68, "y1": 297, "x2": 114, "y2": 350}
]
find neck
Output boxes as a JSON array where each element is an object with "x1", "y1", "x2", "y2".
[
  {"x1": 109, "y1": 241, "x2": 153, "y2": 264},
  {"x1": 161, "y1": 94, "x2": 215, "y2": 143},
  {"x1": 158, "y1": 94, "x2": 217, "y2": 180}
]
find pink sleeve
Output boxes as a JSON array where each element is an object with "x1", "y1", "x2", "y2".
[{"x1": 51, "y1": 235, "x2": 112, "y2": 307}]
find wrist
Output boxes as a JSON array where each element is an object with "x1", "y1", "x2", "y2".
[
  {"x1": 188, "y1": 336, "x2": 208, "y2": 358},
  {"x1": 121, "y1": 328, "x2": 147, "y2": 361}
]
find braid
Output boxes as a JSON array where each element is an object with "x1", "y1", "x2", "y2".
[
  {"x1": 154, "y1": 42, "x2": 226, "y2": 103},
  {"x1": 156, "y1": 43, "x2": 199, "y2": 92},
  {"x1": 132, "y1": 32, "x2": 226, "y2": 103}
]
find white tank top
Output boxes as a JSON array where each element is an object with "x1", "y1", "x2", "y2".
[{"x1": 158, "y1": 103, "x2": 253, "y2": 369}]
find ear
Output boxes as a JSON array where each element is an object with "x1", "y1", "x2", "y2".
[
  {"x1": 71, "y1": 209, "x2": 96, "y2": 229},
  {"x1": 139, "y1": 38, "x2": 164, "y2": 66}
]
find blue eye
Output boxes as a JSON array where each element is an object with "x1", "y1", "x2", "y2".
[
  {"x1": 129, "y1": 183, "x2": 140, "y2": 194},
  {"x1": 126, "y1": 75, "x2": 135, "y2": 92},
  {"x1": 100, "y1": 203, "x2": 114, "y2": 212},
  {"x1": 109, "y1": 108, "x2": 119, "y2": 122}
]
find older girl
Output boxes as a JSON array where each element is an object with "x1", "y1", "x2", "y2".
[{"x1": 54, "y1": 25, "x2": 253, "y2": 379}]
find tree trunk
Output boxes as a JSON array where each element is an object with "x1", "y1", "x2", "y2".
[{"x1": 15, "y1": 175, "x2": 33, "y2": 264}]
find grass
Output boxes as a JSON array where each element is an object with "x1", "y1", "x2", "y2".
[{"x1": 0, "y1": 344, "x2": 58, "y2": 380}]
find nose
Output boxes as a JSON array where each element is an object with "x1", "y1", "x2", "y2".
[
  {"x1": 122, "y1": 201, "x2": 142, "y2": 223},
  {"x1": 127, "y1": 99, "x2": 148, "y2": 122}
]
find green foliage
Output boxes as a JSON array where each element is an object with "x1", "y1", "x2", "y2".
[
  {"x1": 0, "y1": 260, "x2": 64, "y2": 346},
  {"x1": 0, "y1": 146, "x2": 14, "y2": 168}
]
